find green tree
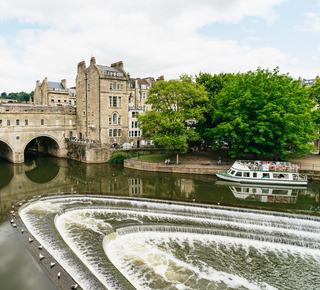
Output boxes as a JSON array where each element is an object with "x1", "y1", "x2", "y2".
[
  {"x1": 137, "y1": 74, "x2": 209, "y2": 153},
  {"x1": 206, "y1": 67, "x2": 318, "y2": 160},
  {"x1": 195, "y1": 72, "x2": 235, "y2": 148}
]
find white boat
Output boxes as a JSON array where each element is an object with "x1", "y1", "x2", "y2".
[{"x1": 215, "y1": 160, "x2": 308, "y2": 186}]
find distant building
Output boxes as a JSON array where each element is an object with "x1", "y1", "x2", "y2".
[{"x1": 34, "y1": 78, "x2": 76, "y2": 106}]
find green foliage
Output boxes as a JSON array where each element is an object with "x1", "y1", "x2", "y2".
[
  {"x1": 137, "y1": 74, "x2": 209, "y2": 153},
  {"x1": 195, "y1": 72, "x2": 235, "y2": 146},
  {"x1": 0, "y1": 91, "x2": 34, "y2": 102},
  {"x1": 108, "y1": 152, "x2": 127, "y2": 164},
  {"x1": 204, "y1": 67, "x2": 318, "y2": 160}
]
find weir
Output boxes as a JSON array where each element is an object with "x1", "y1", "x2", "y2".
[{"x1": 18, "y1": 194, "x2": 320, "y2": 290}]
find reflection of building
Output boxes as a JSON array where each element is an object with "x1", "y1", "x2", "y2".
[
  {"x1": 128, "y1": 178, "x2": 142, "y2": 195},
  {"x1": 176, "y1": 178, "x2": 195, "y2": 197}
]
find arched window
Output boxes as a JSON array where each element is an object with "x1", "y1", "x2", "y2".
[{"x1": 113, "y1": 113, "x2": 118, "y2": 124}]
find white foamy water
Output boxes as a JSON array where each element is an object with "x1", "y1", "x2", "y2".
[{"x1": 20, "y1": 196, "x2": 320, "y2": 290}]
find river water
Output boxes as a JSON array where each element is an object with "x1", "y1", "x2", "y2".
[{"x1": 1, "y1": 152, "x2": 320, "y2": 290}]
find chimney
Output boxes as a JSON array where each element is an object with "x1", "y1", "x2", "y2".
[
  {"x1": 111, "y1": 61, "x2": 123, "y2": 70},
  {"x1": 61, "y1": 79, "x2": 67, "y2": 89},
  {"x1": 90, "y1": 56, "x2": 96, "y2": 65},
  {"x1": 77, "y1": 61, "x2": 86, "y2": 73}
]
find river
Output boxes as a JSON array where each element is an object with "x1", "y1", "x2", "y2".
[{"x1": 1, "y1": 152, "x2": 320, "y2": 289}]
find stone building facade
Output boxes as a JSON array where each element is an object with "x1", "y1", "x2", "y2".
[
  {"x1": 34, "y1": 77, "x2": 76, "y2": 107},
  {"x1": 75, "y1": 57, "x2": 158, "y2": 149}
]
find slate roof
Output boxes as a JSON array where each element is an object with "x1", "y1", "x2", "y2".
[
  {"x1": 48, "y1": 81, "x2": 66, "y2": 91},
  {"x1": 97, "y1": 65, "x2": 124, "y2": 75}
]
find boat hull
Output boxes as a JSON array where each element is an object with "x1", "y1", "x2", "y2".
[{"x1": 215, "y1": 172, "x2": 308, "y2": 186}]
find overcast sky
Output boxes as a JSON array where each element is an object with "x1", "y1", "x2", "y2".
[{"x1": 1, "y1": 0, "x2": 320, "y2": 93}]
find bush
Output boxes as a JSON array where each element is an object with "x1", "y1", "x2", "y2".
[{"x1": 108, "y1": 152, "x2": 127, "y2": 164}]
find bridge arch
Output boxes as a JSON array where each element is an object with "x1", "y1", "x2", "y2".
[
  {"x1": 0, "y1": 139, "x2": 15, "y2": 163},
  {"x1": 23, "y1": 134, "x2": 62, "y2": 158}
]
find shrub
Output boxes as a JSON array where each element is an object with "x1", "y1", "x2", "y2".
[{"x1": 108, "y1": 152, "x2": 127, "y2": 164}]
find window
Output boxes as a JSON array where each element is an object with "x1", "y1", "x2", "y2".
[
  {"x1": 253, "y1": 173, "x2": 257, "y2": 178},
  {"x1": 69, "y1": 120, "x2": 72, "y2": 125},
  {"x1": 235, "y1": 172, "x2": 242, "y2": 177},
  {"x1": 109, "y1": 116, "x2": 112, "y2": 125},
  {"x1": 129, "y1": 97, "x2": 131, "y2": 104},
  {"x1": 109, "y1": 129, "x2": 112, "y2": 137},
  {"x1": 51, "y1": 97, "x2": 54, "y2": 102},
  {"x1": 118, "y1": 97, "x2": 121, "y2": 107},
  {"x1": 113, "y1": 113, "x2": 118, "y2": 124},
  {"x1": 113, "y1": 82, "x2": 116, "y2": 90},
  {"x1": 132, "y1": 112, "x2": 136, "y2": 118},
  {"x1": 113, "y1": 129, "x2": 117, "y2": 137},
  {"x1": 69, "y1": 100, "x2": 71, "y2": 105},
  {"x1": 129, "y1": 131, "x2": 132, "y2": 137},
  {"x1": 92, "y1": 111, "x2": 94, "y2": 116},
  {"x1": 56, "y1": 120, "x2": 59, "y2": 125},
  {"x1": 41, "y1": 119, "x2": 44, "y2": 125},
  {"x1": 83, "y1": 92, "x2": 85, "y2": 101},
  {"x1": 243, "y1": 172, "x2": 250, "y2": 177},
  {"x1": 64, "y1": 98, "x2": 67, "y2": 103},
  {"x1": 25, "y1": 120, "x2": 28, "y2": 126},
  {"x1": 109, "y1": 96, "x2": 112, "y2": 107},
  {"x1": 142, "y1": 93, "x2": 146, "y2": 99},
  {"x1": 113, "y1": 96, "x2": 117, "y2": 107},
  {"x1": 16, "y1": 120, "x2": 19, "y2": 126},
  {"x1": 120, "y1": 84, "x2": 123, "y2": 90},
  {"x1": 263, "y1": 173, "x2": 269, "y2": 179},
  {"x1": 118, "y1": 129, "x2": 121, "y2": 136},
  {"x1": 74, "y1": 101, "x2": 76, "y2": 105},
  {"x1": 110, "y1": 83, "x2": 112, "y2": 89},
  {"x1": 7, "y1": 120, "x2": 10, "y2": 126},
  {"x1": 117, "y1": 84, "x2": 120, "y2": 90},
  {"x1": 83, "y1": 111, "x2": 86, "y2": 116},
  {"x1": 230, "y1": 170, "x2": 235, "y2": 175},
  {"x1": 118, "y1": 116, "x2": 121, "y2": 125},
  {"x1": 87, "y1": 84, "x2": 90, "y2": 91},
  {"x1": 0, "y1": 120, "x2": 2, "y2": 126},
  {"x1": 58, "y1": 97, "x2": 61, "y2": 103}
]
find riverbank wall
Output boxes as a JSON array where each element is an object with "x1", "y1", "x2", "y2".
[{"x1": 124, "y1": 158, "x2": 320, "y2": 180}]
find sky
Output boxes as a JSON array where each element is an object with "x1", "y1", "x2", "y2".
[{"x1": 1, "y1": 0, "x2": 320, "y2": 93}]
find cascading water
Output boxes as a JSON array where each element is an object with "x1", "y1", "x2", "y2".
[{"x1": 20, "y1": 195, "x2": 320, "y2": 290}]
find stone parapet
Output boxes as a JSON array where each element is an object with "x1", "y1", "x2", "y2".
[{"x1": 124, "y1": 158, "x2": 230, "y2": 175}]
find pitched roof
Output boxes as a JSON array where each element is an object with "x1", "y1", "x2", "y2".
[{"x1": 48, "y1": 81, "x2": 66, "y2": 91}]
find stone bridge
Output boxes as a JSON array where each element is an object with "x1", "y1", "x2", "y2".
[{"x1": 0, "y1": 104, "x2": 76, "y2": 163}]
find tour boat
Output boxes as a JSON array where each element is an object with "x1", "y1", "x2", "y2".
[{"x1": 215, "y1": 160, "x2": 308, "y2": 185}]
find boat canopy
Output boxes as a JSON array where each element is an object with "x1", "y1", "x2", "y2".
[{"x1": 232, "y1": 160, "x2": 300, "y2": 173}]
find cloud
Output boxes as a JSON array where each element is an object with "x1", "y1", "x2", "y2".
[
  {"x1": 0, "y1": 0, "x2": 298, "y2": 92},
  {"x1": 298, "y1": 12, "x2": 320, "y2": 32}
]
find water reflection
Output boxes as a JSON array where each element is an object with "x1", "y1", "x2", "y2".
[{"x1": 1, "y1": 153, "x2": 320, "y2": 224}]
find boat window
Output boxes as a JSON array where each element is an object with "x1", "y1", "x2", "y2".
[
  {"x1": 263, "y1": 173, "x2": 269, "y2": 178},
  {"x1": 235, "y1": 172, "x2": 242, "y2": 177},
  {"x1": 253, "y1": 173, "x2": 257, "y2": 178},
  {"x1": 243, "y1": 172, "x2": 250, "y2": 177},
  {"x1": 262, "y1": 188, "x2": 269, "y2": 193},
  {"x1": 230, "y1": 170, "x2": 235, "y2": 175},
  {"x1": 274, "y1": 173, "x2": 289, "y2": 179},
  {"x1": 252, "y1": 188, "x2": 256, "y2": 194}
]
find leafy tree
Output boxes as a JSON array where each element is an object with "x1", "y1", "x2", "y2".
[
  {"x1": 137, "y1": 74, "x2": 209, "y2": 153},
  {"x1": 195, "y1": 72, "x2": 234, "y2": 148},
  {"x1": 1, "y1": 92, "x2": 7, "y2": 97},
  {"x1": 206, "y1": 67, "x2": 318, "y2": 160}
]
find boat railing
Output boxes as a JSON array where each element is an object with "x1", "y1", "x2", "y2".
[{"x1": 236, "y1": 160, "x2": 300, "y2": 172}]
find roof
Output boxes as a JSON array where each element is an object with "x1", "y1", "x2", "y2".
[
  {"x1": 97, "y1": 65, "x2": 124, "y2": 76},
  {"x1": 48, "y1": 81, "x2": 66, "y2": 91}
]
